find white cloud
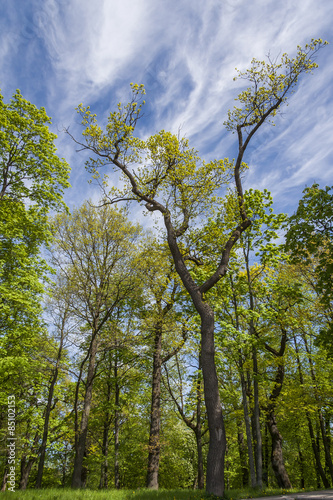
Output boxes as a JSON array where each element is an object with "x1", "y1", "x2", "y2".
[{"x1": 1, "y1": 0, "x2": 332, "y2": 218}]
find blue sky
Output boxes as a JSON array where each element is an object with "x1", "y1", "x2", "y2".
[{"x1": 1, "y1": 0, "x2": 332, "y2": 223}]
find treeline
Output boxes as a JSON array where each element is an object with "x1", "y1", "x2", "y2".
[{"x1": 0, "y1": 39, "x2": 332, "y2": 495}]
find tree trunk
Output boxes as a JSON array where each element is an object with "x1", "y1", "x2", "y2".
[
  {"x1": 99, "y1": 426, "x2": 109, "y2": 489},
  {"x1": 99, "y1": 350, "x2": 113, "y2": 490},
  {"x1": 146, "y1": 319, "x2": 163, "y2": 489},
  {"x1": 19, "y1": 456, "x2": 36, "y2": 490},
  {"x1": 163, "y1": 212, "x2": 233, "y2": 497},
  {"x1": 19, "y1": 429, "x2": 39, "y2": 490},
  {"x1": 252, "y1": 347, "x2": 263, "y2": 488},
  {"x1": 266, "y1": 411, "x2": 292, "y2": 488},
  {"x1": 114, "y1": 354, "x2": 120, "y2": 490},
  {"x1": 35, "y1": 310, "x2": 66, "y2": 488},
  {"x1": 200, "y1": 303, "x2": 226, "y2": 497},
  {"x1": 196, "y1": 368, "x2": 204, "y2": 490},
  {"x1": 71, "y1": 332, "x2": 99, "y2": 488},
  {"x1": 240, "y1": 368, "x2": 256, "y2": 487},
  {"x1": 243, "y1": 242, "x2": 263, "y2": 489},
  {"x1": 263, "y1": 423, "x2": 269, "y2": 487},
  {"x1": 263, "y1": 329, "x2": 291, "y2": 488}
]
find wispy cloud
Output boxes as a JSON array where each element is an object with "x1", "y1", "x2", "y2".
[{"x1": 1, "y1": 0, "x2": 332, "y2": 214}]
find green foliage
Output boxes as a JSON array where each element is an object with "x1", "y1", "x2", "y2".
[
  {"x1": 285, "y1": 183, "x2": 333, "y2": 303},
  {"x1": 285, "y1": 183, "x2": 333, "y2": 355},
  {"x1": 0, "y1": 89, "x2": 70, "y2": 208},
  {"x1": 0, "y1": 89, "x2": 70, "y2": 405}
]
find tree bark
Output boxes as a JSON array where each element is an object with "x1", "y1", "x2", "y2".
[
  {"x1": 195, "y1": 367, "x2": 205, "y2": 490},
  {"x1": 264, "y1": 329, "x2": 291, "y2": 488},
  {"x1": 200, "y1": 303, "x2": 226, "y2": 497},
  {"x1": 71, "y1": 331, "x2": 99, "y2": 488},
  {"x1": 266, "y1": 411, "x2": 291, "y2": 488}
]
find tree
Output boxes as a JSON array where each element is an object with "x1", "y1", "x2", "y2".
[
  {"x1": 50, "y1": 203, "x2": 142, "y2": 489},
  {"x1": 70, "y1": 39, "x2": 327, "y2": 496},
  {"x1": 285, "y1": 184, "x2": 332, "y2": 302},
  {"x1": 0, "y1": 90, "x2": 70, "y2": 491},
  {"x1": 285, "y1": 184, "x2": 333, "y2": 355}
]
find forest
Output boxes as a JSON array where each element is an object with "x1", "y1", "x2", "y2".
[{"x1": 0, "y1": 39, "x2": 332, "y2": 498}]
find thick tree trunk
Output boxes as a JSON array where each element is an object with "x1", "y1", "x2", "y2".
[
  {"x1": 146, "y1": 320, "x2": 163, "y2": 489},
  {"x1": 71, "y1": 332, "x2": 99, "y2": 488},
  {"x1": 19, "y1": 456, "x2": 36, "y2": 490},
  {"x1": 163, "y1": 211, "x2": 241, "y2": 497},
  {"x1": 266, "y1": 411, "x2": 292, "y2": 488},
  {"x1": 200, "y1": 304, "x2": 226, "y2": 497}
]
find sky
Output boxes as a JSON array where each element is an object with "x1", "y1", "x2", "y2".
[{"x1": 1, "y1": 0, "x2": 332, "y2": 225}]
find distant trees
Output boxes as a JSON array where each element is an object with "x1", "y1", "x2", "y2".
[
  {"x1": 50, "y1": 203, "x2": 142, "y2": 489},
  {"x1": 0, "y1": 89, "x2": 70, "y2": 491}
]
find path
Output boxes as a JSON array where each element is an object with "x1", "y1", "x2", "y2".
[{"x1": 242, "y1": 490, "x2": 333, "y2": 500}]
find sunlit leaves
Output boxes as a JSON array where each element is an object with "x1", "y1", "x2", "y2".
[{"x1": 0, "y1": 89, "x2": 70, "y2": 209}]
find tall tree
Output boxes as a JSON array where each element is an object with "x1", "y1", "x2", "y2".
[
  {"x1": 70, "y1": 39, "x2": 327, "y2": 496},
  {"x1": 50, "y1": 202, "x2": 142, "y2": 489},
  {"x1": 0, "y1": 89, "x2": 70, "y2": 491}
]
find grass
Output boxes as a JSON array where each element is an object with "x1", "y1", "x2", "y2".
[{"x1": 0, "y1": 486, "x2": 323, "y2": 500}]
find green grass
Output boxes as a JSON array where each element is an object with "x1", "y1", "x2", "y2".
[
  {"x1": 0, "y1": 486, "x2": 322, "y2": 500},
  {"x1": 0, "y1": 488, "x2": 205, "y2": 500}
]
